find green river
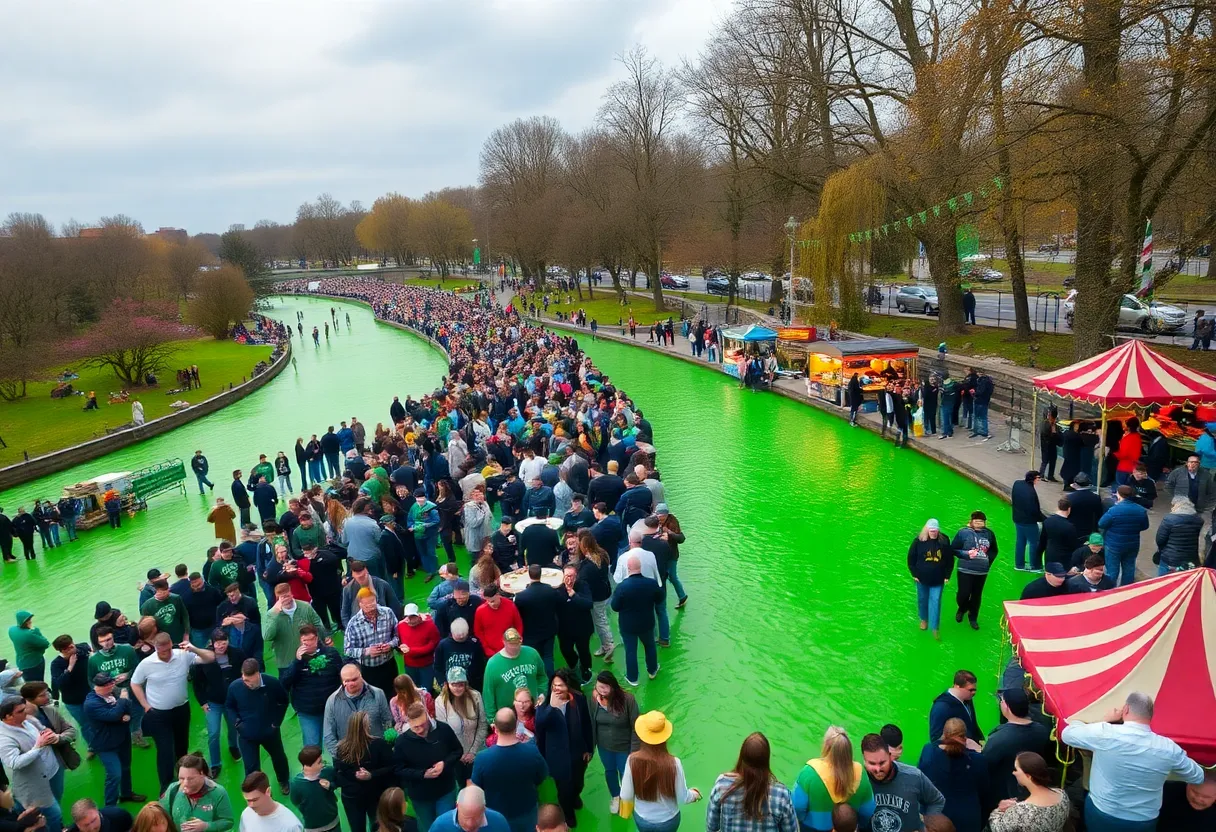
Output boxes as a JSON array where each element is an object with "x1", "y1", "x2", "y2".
[{"x1": 0, "y1": 295, "x2": 1019, "y2": 828}]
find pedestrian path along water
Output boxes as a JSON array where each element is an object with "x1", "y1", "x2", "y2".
[{"x1": 1, "y1": 294, "x2": 1022, "y2": 827}]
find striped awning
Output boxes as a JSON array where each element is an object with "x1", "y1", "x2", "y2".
[
  {"x1": 1004, "y1": 568, "x2": 1216, "y2": 764},
  {"x1": 1032, "y1": 339, "x2": 1216, "y2": 408}
]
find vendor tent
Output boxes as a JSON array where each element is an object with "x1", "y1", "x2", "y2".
[
  {"x1": 1032, "y1": 338, "x2": 1216, "y2": 407},
  {"x1": 1004, "y1": 568, "x2": 1216, "y2": 765},
  {"x1": 1029, "y1": 339, "x2": 1216, "y2": 481},
  {"x1": 720, "y1": 324, "x2": 778, "y2": 342}
]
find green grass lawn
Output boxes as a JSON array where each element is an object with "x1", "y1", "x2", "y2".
[
  {"x1": 856, "y1": 315, "x2": 1216, "y2": 374},
  {"x1": 0, "y1": 338, "x2": 273, "y2": 466}
]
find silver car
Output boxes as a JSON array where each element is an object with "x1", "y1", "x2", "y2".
[{"x1": 896, "y1": 285, "x2": 939, "y2": 314}]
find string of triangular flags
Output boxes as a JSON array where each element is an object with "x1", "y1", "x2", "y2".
[{"x1": 798, "y1": 175, "x2": 1005, "y2": 250}]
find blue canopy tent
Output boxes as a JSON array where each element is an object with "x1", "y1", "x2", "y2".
[{"x1": 720, "y1": 325, "x2": 778, "y2": 379}]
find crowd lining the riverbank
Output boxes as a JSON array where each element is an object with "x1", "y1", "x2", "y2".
[{"x1": 0, "y1": 280, "x2": 1211, "y2": 832}]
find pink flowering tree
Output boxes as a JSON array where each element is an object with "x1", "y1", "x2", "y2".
[{"x1": 63, "y1": 299, "x2": 195, "y2": 386}]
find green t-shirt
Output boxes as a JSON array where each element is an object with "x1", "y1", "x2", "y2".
[
  {"x1": 140, "y1": 595, "x2": 189, "y2": 643},
  {"x1": 289, "y1": 768, "x2": 338, "y2": 829},
  {"x1": 483, "y1": 646, "x2": 549, "y2": 719},
  {"x1": 88, "y1": 644, "x2": 137, "y2": 687},
  {"x1": 208, "y1": 557, "x2": 245, "y2": 592}
]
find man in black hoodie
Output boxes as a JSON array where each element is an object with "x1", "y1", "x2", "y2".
[
  {"x1": 432, "y1": 618, "x2": 485, "y2": 691},
  {"x1": 928, "y1": 669, "x2": 984, "y2": 744},
  {"x1": 1010, "y1": 471, "x2": 1044, "y2": 571},
  {"x1": 1034, "y1": 498, "x2": 1077, "y2": 572},
  {"x1": 1064, "y1": 472, "x2": 1104, "y2": 545},
  {"x1": 278, "y1": 624, "x2": 343, "y2": 750},
  {"x1": 393, "y1": 702, "x2": 463, "y2": 831}
]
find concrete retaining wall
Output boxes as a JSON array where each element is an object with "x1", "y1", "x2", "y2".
[{"x1": 0, "y1": 341, "x2": 292, "y2": 493}]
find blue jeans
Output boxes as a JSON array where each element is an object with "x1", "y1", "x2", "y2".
[
  {"x1": 504, "y1": 811, "x2": 538, "y2": 832},
  {"x1": 204, "y1": 702, "x2": 238, "y2": 767},
  {"x1": 599, "y1": 748, "x2": 630, "y2": 796},
  {"x1": 622, "y1": 630, "x2": 658, "y2": 683},
  {"x1": 667, "y1": 560, "x2": 688, "y2": 603},
  {"x1": 309, "y1": 459, "x2": 324, "y2": 484},
  {"x1": 1014, "y1": 522, "x2": 1042, "y2": 570},
  {"x1": 190, "y1": 627, "x2": 214, "y2": 647},
  {"x1": 635, "y1": 814, "x2": 681, "y2": 832},
  {"x1": 962, "y1": 397, "x2": 973, "y2": 429},
  {"x1": 1084, "y1": 795, "x2": 1155, "y2": 832},
  {"x1": 325, "y1": 453, "x2": 340, "y2": 477},
  {"x1": 405, "y1": 664, "x2": 435, "y2": 695},
  {"x1": 196, "y1": 473, "x2": 214, "y2": 494},
  {"x1": 940, "y1": 398, "x2": 955, "y2": 436},
  {"x1": 411, "y1": 790, "x2": 455, "y2": 832},
  {"x1": 63, "y1": 516, "x2": 77, "y2": 541},
  {"x1": 656, "y1": 586, "x2": 671, "y2": 642},
  {"x1": 972, "y1": 402, "x2": 990, "y2": 436},
  {"x1": 49, "y1": 525, "x2": 60, "y2": 546},
  {"x1": 98, "y1": 744, "x2": 132, "y2": 805},
  {"x1": 49, "y1": 765, "x2": 64, "y2": 802},
  {"x1": 916, "y1": 582, "x2": 943, "y2": 630},
  {"x1": 38, "y1": 801, "x2": 63, "y2": 832},
  {"x1": 38, "y1": 526, "x2": 54, "y2": 548},
  {"x1": 417, "y1": 535, "x2": 438, "y2": 576},
  {"x1": 1105, "y1": 546, "x2": 1138, "y2": 586},
  {"x1": 298, "y1": 712, "x2": 323, "y2": 749},
  {"x1": 277, "y1": 474, "x2": 292, "y2": 494},
  {"x1": 63, "y1": 702, "x2": 96, "y2": 751},
  {"x1": 1158, "y1": 562, "x2": 1196, "y2": 576}
]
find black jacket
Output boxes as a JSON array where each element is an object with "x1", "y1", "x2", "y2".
[
  {"x1": 555, "y1": 580, "x2": 594, "y2": 638},
  {"x1": 1019, "y1": 577, "x2": 1069, "y2": 600},
  {"x1": 294, "y1": 443, "x2": 309, "y2": 467},
  {"x1": 181, "y1": 583, "x2": 223, "y2": 630},
  {"x1": 515, "y1": 582, "x2": 561, "y2": 644},
  {"x1": 1010, "y1": 481, "x2": 1044, "y2": 525},
  {"x1": 575, "y1": 557, "x2": 612, "y2": 603},
  {"x1": 231, "y1": 479, "x2": 251, "y2": 509},
  {"x1": 320, "y1": 432, "x2": 341, "y2": 456},
  {"x1": 225, "y1": 674, "x2": 290, "y2": 741},
  {"x1": 535, "y1": 694, "x2": 593, "y2": 783},
  {"x1": 334, "y1": 738, "x2": 396, "y2": 802},
  {"x1": 191, "y1": 454, "x2": 210, "y2": 475},
  {"x1": 614, "y1": 486, "x2": 653, "y2": 528},
  {"x1": 586, "y1": 474, "x2": 626, "y2": 513},
  {"x1": 393, "y1": 720, "x2": 463, "y2": 802},
  {"x1": 490, "y1": 530, "x2": 518, "y2": 572},
  {"x1": 907, "y1": 536, "x2": 954, "y2": 587},
  {"x1": 520, "y1": 523, "x2": 561, "y2": 568},
  {"x1": 640, "y1": 535, "x2": 673, "y2": 581},
  {"x1": 1064, "y1": 488, "x2": 1103, "y2": 541},
  {"x1": 191, "y1": 647, "x2": 247, "y2": 705},
  {"x1": 279, "y1": 646, "x2": 345, "y2": 716},
  {"x1": 1036, "y1": 515, "x2": 1078, "y2": 566},
  {"x1": 433, "y1": 595, "x2": 483, "y2": 638},
  {"x1": 50, "y1": 644, "x2": 93, "y2": 705},
  {"x1": 1129, "y1": 475, "x2": 1158, "y2": 509},
  {"x1": 610, "y1": 575, "x2": 664, "y2": 635},
  {"x1": 432, "y1": 636, "x2": 485, "y2": 691}
]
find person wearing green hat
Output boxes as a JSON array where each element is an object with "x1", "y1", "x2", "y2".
[
  {"x1": 8, "y1": 611, "x2": 50, "y2": 682},
  {"x1": 1069, "y1": 534, "x2": 1104, "y2": 574}
]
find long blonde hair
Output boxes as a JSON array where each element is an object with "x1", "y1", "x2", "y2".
[{"x1": 820, "y1": 726, "x2": 857, "y2": 800}]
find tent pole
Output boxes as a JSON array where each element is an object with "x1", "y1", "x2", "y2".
[
  {"x1": 1097, "y1": 409, "x2": 1109, "y2": 490},
  {"x1": 1030, "y1": 390, "x2": 1039, "y2": 469}
]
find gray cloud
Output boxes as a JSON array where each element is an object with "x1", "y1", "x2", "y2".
[{"x1": 0, "y1": 0, "x2": 732, "y2": 232}]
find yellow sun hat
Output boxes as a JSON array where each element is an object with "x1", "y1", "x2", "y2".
[{"x1": 635, "y1": 710, "x2": 674, "y2": 745}]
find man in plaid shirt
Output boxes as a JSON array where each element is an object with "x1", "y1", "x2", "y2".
[{"x1": 343, "y1": 587, "x2": 400, "y2": 699}]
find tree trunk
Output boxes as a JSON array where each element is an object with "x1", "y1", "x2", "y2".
[
  {"x1": 585, "y1": 264, "x2": 595, "y2": 300},
  {"x1": 1069, "y1": 0, "x2": 1124, "y2": 358},
  {"x1": 922, "y1": 227, "x2": 967, "y2": 334},
  {"x1": 649, "y1": 245, "x2": 665, "y2": 312}
]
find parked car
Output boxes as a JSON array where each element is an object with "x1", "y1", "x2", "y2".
[
  {"x1": 973, "y1": 268, "x2": 1004, "y2": 282},
  {"x1": 895, "y1": 285, "x2": 939, "y2": 314},
  {"x1": 740, "y1": 271, "x2": 770, "y2": 281},
  {"x1": 1063, "y1": 274, "x2": 1075, "y2": 288},
  {"x1": 1063, "y1": 293, "x2": 1187, "y2": 332},
  {"x1": 660, "y1": 274, "x2": 689, "y2": 289},
  {"x1": 706, "y1": 276, "x2": 731, "y2": 295},
  {"x1": 1038, "y1": 243, "x2": 1060, "y2": 254}
]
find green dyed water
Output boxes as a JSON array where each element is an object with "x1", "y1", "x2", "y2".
[{"x1": 1, "y1": 297, "x2": 1019, "y2": 828}]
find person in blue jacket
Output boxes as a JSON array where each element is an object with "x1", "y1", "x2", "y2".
[
  {"x1": 225, "y1": 658, "x2": 291, "y2": 791},
  {"x1": 336, "y1": 421, "x2": 356, "y2": 454},
  {"x1": 614, "y1": 474, "x2": 653, "y2": 529},
  {"x1": 83, "y1": 672, "x2": 145, "y2": 807},
  {"x1": 1097, "y1": 485, "x2": 1150, "y2": 586},
  {"x1": 929, "y1": 670, "x2": 984, "y2": 744},
  {"x1": 917, "y1": 717, "x2": 989, "y2": 832}
]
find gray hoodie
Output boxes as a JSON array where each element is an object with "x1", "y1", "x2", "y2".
[
  {"x1": 321, "y1": 682, "x2": 392, "y2": 758},
  {"x1": 950, "y1": 526, "x2": 999, "y2": 576},
  {"x1": 866, "y1": 761, "x2": 946, "y2": 832}
]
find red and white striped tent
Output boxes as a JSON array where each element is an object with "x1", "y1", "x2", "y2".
[
  {"x1": 1029, "y1": 339, "x2": 1216, "y2": 480},
  {"x1": 1004, "y1": 568, "x2": 1216, "y2": 765},
  {"x1": 1032, "y1": 338, "x2": 1216, "y2": 408}
]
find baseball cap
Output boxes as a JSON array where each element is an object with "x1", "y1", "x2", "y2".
[
  {"x1": 146, "y1": 568, "x2": 161, "y2": 581},
  {"x1": 94, "y1": 602, "x2": 112, "y2": 620},
  {"x1": 1001, "y1": 687, "x2": 1030, "y2": 718},
  {"x1": 92, "y1": 672, "x2": 115, "y2": 687},
  {"x1": 1087, "y1": 533, "x2": 1104, "y2": 546},
  {"x1": 446, "y1": 666, "x2": 468, "y2": 684},
  {"x1": 403, "y1": 603, "x2": 420, "y2": 617},
  {"x1": 1073, "y1": 472, "x2": 1091, "y2": 487},
  {"x1": 926, "y1": 519, "x2": 940, "y2": 531},
  {"x1": 379, "y1": 514, "x2": 395, "y2": 525},
  {"x1": 1045, "y1": 562, "x2": 1068, "y2": 578},
  {"x1": 654, "y1": 503, "x2": 669, "y2": 516},
  {"x1": 503, "y1": 628, "x2": 522, "y2": 644},
  {"x1": 412, "y1": 488, "x2": 426, "y2": 498}
]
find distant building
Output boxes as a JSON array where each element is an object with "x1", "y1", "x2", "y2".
[
  {"x1": 150, "y1": 227, "x2": 188, "y2": 244},
  {"x1": 78, "y1": 227, "x2": 104, "y2": 238}
]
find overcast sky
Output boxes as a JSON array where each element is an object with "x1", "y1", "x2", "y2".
[{"x1": 0, "y1": 0, "x2": 734, "y2": 235}]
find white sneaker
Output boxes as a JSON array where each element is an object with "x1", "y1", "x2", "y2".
[
  {"x1": 593, "y1": 646, "x2": 606, "y2": 657},
  {"x1": 610, "y1": 797, "x2": 620, "y2": 815},
  {"x1": 648, "y1": 665, "x2": 661, "y2": 680}
]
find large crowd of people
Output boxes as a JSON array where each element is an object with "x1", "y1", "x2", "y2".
[{"x1": 0, "y1": 279, "x2": 1211, "y2": 832}]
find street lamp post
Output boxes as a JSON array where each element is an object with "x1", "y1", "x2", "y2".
[{"x1": 784, "y1": 216, "x2": 798, "y2": 324}]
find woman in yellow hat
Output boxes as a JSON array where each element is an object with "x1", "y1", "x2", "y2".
[{"x1": 619, "y1": 711, "x2": 701, "y2": 828}]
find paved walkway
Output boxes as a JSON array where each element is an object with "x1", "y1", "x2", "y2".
[{"x1": 521, "y1": 301, "x2": 1168, "y2": 581}]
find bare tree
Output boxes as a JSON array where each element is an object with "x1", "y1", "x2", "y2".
[{"x1": 165, "y1": 240, "x2": 212, "y2": 300}]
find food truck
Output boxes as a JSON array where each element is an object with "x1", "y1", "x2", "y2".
[{"x1": 803, "y1": 338, "x2": 919, "y2": 406}]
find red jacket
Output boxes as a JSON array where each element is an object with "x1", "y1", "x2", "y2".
[
  {"x1": 473, "y1": 599, "x2": 523, "y2": 657},
  {"x1": 1115, "y1": 431, "x2": 1143, "y2": 473},
  {"x1": 396, "y1": 617, "x2": 440, "y2": 668}
]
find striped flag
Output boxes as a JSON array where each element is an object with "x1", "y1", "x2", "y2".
[{"x1": 1139, "y1": 218, "x2": 1154, "y2": 296}]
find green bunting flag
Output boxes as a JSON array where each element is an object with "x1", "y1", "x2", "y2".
[
  {"x1": 963, "y1": 192, "x2": 974, "y2": 206},
  {"x1": 864, "y1": 230, "x2": 871, "y2": 241},
  {"x1": 882, "y1": 223, "x2": 889, "y2": 234},
  {"x1": 905, "y1": 216, "x2": 914, "y2": 228},
  {"x1": 979, "y1": 186, "x2": 989, "y2": 199},
  {"x1": 932, "y1": 205, "x2": 941, "y2": 218},
  {"x1": 918, "y1": 211, "x2": 928, "y2": 224},
  {"x1": 993, "y1": 175, "x2": 1004, "y2": 191},
  {"x1": 948, "y1": 197, "x2": 958, "y2": 212}
]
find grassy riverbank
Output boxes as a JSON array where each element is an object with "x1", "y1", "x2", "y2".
[{"x1": 0, "y1": 338, "x2": 273, "y2": 466}]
